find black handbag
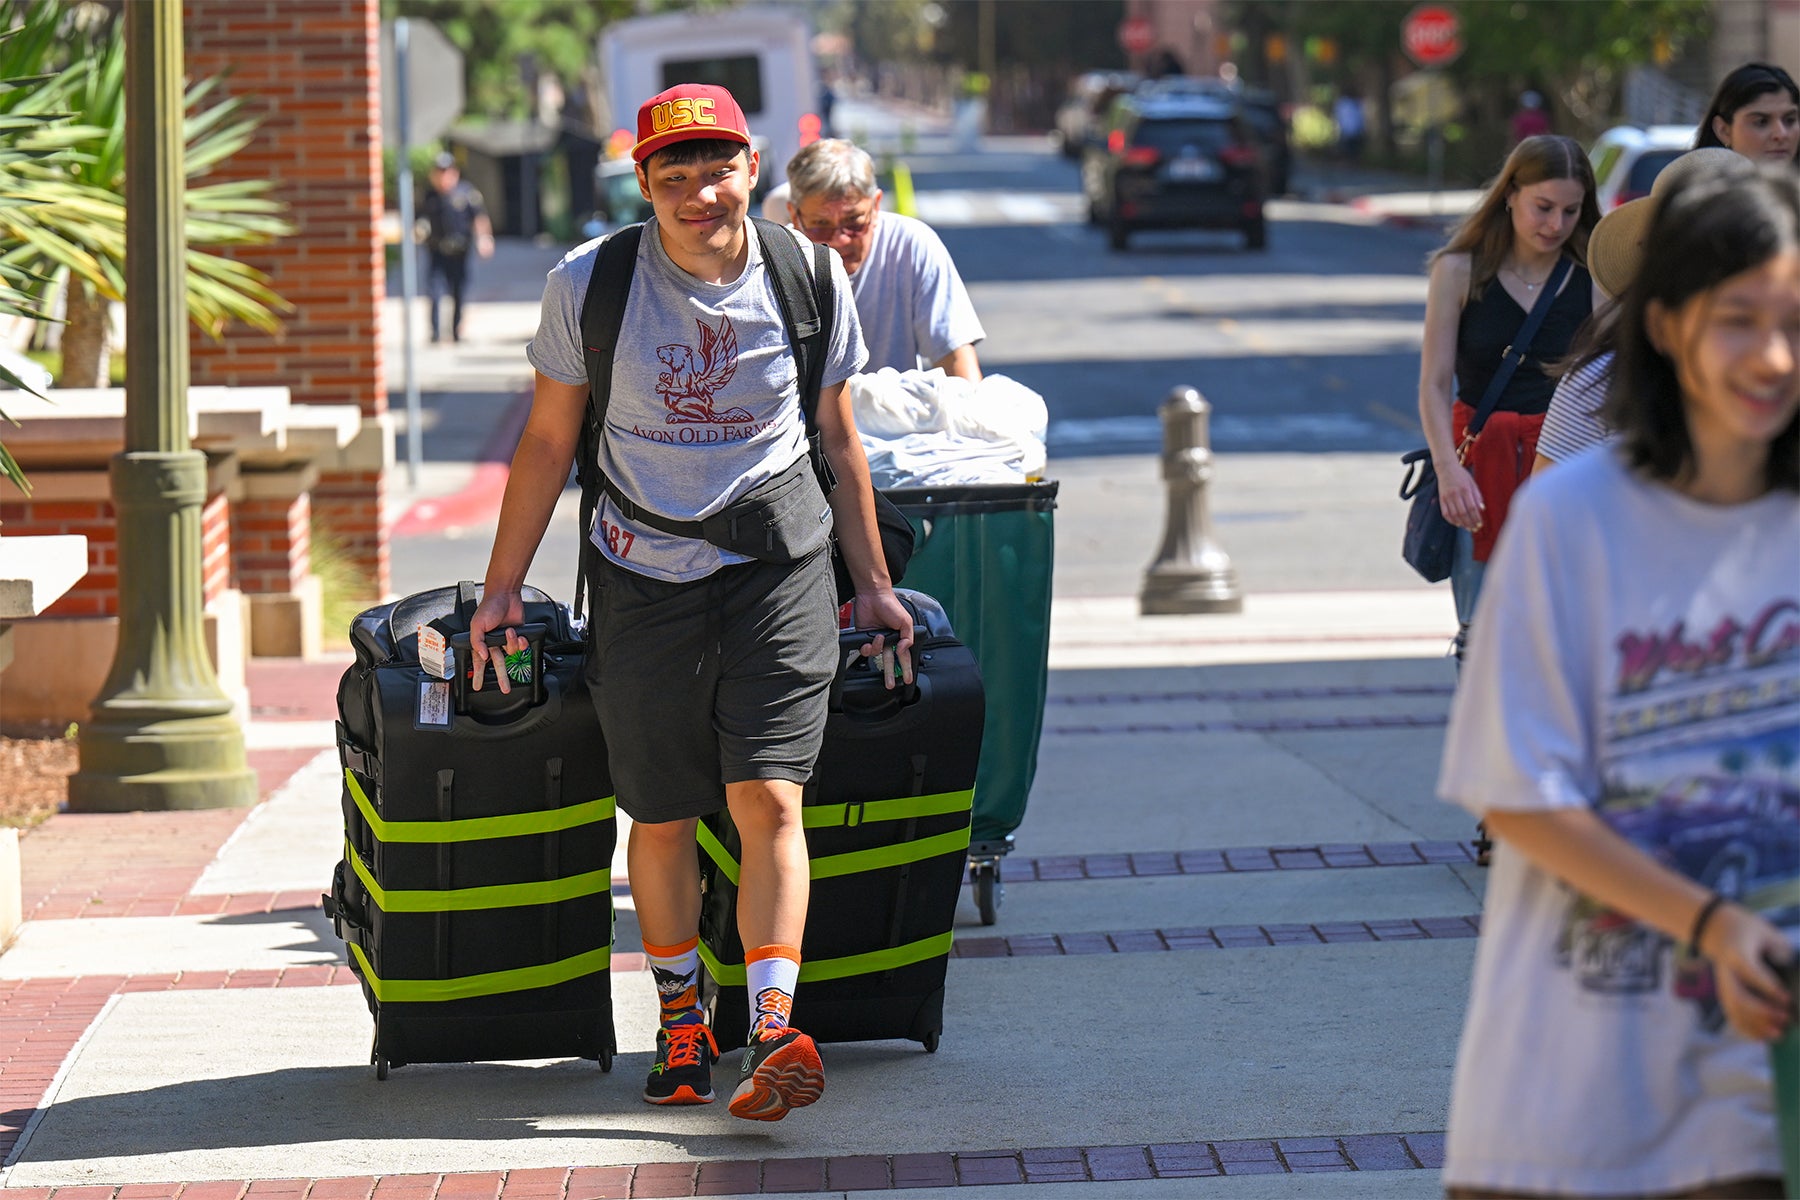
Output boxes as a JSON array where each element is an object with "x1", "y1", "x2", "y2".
[{"x1": 1402, "y1": 258, "x2": 1571, "y2": 582}]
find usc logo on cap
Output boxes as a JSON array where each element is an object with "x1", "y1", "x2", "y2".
[{"x1": 650, "y1": 97, "x2": 716, "y2": 133}]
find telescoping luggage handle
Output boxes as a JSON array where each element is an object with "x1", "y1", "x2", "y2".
[{"x1": 448, "y1": 624, "x2": 549, "y2": 713}]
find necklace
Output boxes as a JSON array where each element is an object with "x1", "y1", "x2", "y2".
[{"x1": 1503, "y1": 263, "x2": 1553, "y2": 290}]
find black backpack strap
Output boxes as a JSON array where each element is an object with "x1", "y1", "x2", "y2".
[
  {"x1": 751, "y1": 215, "x2": 837, "y2": 491},
  {"x1": 573, "y1": 224, "x2": 643, "y2": 620}
]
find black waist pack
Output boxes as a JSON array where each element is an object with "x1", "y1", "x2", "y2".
[{"x1": 699, "y1": 456, "x2": 833, "y2": 563}]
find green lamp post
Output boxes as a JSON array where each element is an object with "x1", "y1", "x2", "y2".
[{"x1": 67, "y1": 0, "x2": 256, "y2": 811}]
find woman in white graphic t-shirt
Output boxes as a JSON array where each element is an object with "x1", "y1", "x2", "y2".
[{"x1": 1437, "y1": 167, "x2": 1800, "y2": 1197}]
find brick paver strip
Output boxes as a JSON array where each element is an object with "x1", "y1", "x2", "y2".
[
  {"x1": 951, "y1": 915, "x2": 1480, "y2": 958},
  {"x1": 1005, "y1": 839, "x2": 1476, "y2": 882},
  {"x1": 1050, "y1": 684, "x2": 1453, "y2": 705},
  {"x1": 1047, "y1": 713, "x2": 1446, "y2": 735},
  {"x1": 0, "y1": 1131, "x2": 1446, "y2": 1195}
]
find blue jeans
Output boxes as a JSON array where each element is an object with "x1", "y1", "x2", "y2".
[{"x1": 1450, "y1": 528, "x2": 1485, "y2": 670}]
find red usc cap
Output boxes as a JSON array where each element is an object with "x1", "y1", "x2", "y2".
[{"x1": 632, "y1": 84, "x2": 751, "y2": 164}]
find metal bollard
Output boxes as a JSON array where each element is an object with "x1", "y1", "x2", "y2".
[{"x1": 1139, "y1": 387, "x2": 1243, "y2": 615}]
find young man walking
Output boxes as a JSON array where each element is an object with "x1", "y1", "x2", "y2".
[
  {"x1": 467, "y1": 84, "x2": 913, "y2": 1120},
  {"x1": 781, "y1": 139, "x2": 986, "y2": 381}
]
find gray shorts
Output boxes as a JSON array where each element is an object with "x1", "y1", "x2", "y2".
[{"x1": 584, "y1": 547, "x2": 838, "y2": 824}]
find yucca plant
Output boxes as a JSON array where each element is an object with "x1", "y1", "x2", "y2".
[
  {"x1": 0, "y1": 14, "x2": 91, "y2": 495},
  {"x1": 0, "y1": 0, "x2": 293, "y2": 389}
]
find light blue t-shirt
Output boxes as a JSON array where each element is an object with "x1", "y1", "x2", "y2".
[
  {"x1": 528, "y1": 219, "x2": 866, "y2": 583},
  {"x1": 848, "y1": 212, "x2": 985, "y2": 373}
]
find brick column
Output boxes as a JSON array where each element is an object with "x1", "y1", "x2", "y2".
[
  {"x1": 182, "y1": 0, "x2": 389, "y2": 600},
  {"x1": 235, "y1": 464, "x2": 323, "y2": 658}
]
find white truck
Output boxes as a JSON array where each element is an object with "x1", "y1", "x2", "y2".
[{"x1": 597, "y1": 6, "x2": 820, "y2": 196}]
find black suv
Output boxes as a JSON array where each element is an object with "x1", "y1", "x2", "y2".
[{"x1": 1083, "y1": 91, "x2": 1268, "y2": 252}]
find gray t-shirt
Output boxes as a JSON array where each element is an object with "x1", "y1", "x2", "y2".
[
  {"x1": 849, "y1": 212, "x2": 985, "y2": 373},
  {"x1": 528, "y1": 219, "x2": 866, "y2": 583}
]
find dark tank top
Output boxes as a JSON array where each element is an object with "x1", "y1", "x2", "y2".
[{"x1": 1454, "y1": 263, "x2": 1592, "y2": 416}]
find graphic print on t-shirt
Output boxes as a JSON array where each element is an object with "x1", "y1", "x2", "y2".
[
  {"x1": 1555, "y1": 597, "x2": 1800, "y2": 1026},
  {"x1": 656, "y1": 312, "x2": 751, "y2": 424}
]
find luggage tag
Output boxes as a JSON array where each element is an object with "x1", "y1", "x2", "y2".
[{"x1": 414, "y1": 623, "x2": 455, "y2": 729}]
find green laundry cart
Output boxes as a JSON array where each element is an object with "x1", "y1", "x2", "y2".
[{"x1": 885, "y1": 481, "x2": 1058, "y2": 924}]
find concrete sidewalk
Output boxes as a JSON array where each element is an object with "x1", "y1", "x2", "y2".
[{"x1": 0, "y1": 580, "x2": 1472, "y2": 1198}]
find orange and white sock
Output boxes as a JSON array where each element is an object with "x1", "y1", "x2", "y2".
[
  {"x1": 644, "y1": 935, "x2": 704, "y2": 1029},
  {"x1": 745, "y1": 944, "x2": 800, "y2": 1040}
]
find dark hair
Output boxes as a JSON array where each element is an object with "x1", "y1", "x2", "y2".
[
  {"x1": 1431, "y1": 135, "x2": 1599, "y2": 297},
  {"x1": 639, "y1": 137, "x2": 750, "y2": 172},
  {"x1": 1604, "y1": 167, "x2": 1800, "y2": 493},
  {"x1": 1696, "y1": 62, "x2": 1800, "y2": 159}
]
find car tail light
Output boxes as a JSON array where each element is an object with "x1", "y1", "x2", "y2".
[
  {"x1": 1120, "y1": 201, "x2": 1138, "y2": 218},
  {"x1": 1611, "y1": 188, "x2": 1647, "y2": 209},
  {"x1": 1242, "y1": 201, "x2": 1261, "y2": 217},
  {"x1": 1108, "y1": 129, "x2": 1125, "y2": 154},
  {"x1": 1122, "y1": 145, "x2": 1160, "y2": 167},
  {"x1": 1219, "y1": 144, "x2": 1258, "y2": 168}
]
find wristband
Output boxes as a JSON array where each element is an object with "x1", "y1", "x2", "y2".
[{"x1": 1687, "y1": 892, "x2": 1726, "y2": 958}]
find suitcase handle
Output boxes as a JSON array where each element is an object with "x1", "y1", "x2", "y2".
[
  {"x1": 445, "y1": 673, "x2": 567, "y2": 740},
  {"x1": 449, "y1": 623, "x2": 549, "y2": 713},
  {"x1": 829, "y1": 627, "x2": 925, "y2": 721}
]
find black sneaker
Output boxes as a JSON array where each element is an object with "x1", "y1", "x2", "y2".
[
  {"x1": 727, "y1": 1027, "x2": 823, "y2": 1121},
  {"x1": 643, "y1": 1021, "x2": 717, "y2": 1105}
]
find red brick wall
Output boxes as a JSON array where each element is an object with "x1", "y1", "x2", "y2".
[
  {"x1": 234, "y1": 491, "x2": 312, "y2": 595},
  {"x1": 182, "y1": 0, "x2": 389, "y2": 598},
  {"x1": 0, "y1": 492, "x2": 234, "y2": 618}
]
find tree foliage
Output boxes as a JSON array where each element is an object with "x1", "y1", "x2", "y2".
[
  {"x1": 382, "y1": 0, "x2": 684, "y2": 121},
  {"x1": 0, "y1": 0, "x2": 293, "y2": 390},
  {"x1": 1224, "y1": 0, "x2": 1711, "y2": 175}
]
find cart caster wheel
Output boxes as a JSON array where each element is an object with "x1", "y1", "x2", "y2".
[
  {"x1": 923, "y1": 1030, "x2": 940, "y2": 1053},
  {"x1": 971, "y1": 862, "x2": 1002, "y2": 925},
  {"x1": 375, "y1": 1055, "x2": 389, "y2": 1081},
  {"x1": 599, "y1": 1040, "x2": 614, "y2": 1073}
]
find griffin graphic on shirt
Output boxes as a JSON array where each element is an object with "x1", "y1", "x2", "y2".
[{"x1": 656, "y1": 313, "x2": 751, "y2": 424}]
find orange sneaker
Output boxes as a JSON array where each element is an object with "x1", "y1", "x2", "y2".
[
  {"x1": 727, "y1": 1027, "x2": 823, "y2": 1121},
  {"x1": 643, "y1": 1021, "x2": 717, "y2": 1105}
]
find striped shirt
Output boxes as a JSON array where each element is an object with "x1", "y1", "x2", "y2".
[{"x1": 1537, "y1": 352, "x2": 1614, "y2": 465}]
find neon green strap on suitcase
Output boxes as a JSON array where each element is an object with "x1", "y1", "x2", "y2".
[
  {"x1": 349, "y1": 941, "x2": 611, "y2": 1003},
  {"x1": 346, "y1": 769, "x2": 615, "y2": 843},
  {"x1": 697, "y1": 931, "x2": 954, "y2": 986},
  {"x1": 697, "y1": 789, "x2": 973, "y2": 886}
]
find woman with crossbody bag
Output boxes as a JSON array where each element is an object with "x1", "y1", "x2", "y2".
[{"x1": 1417, "y1": 135, "x2": 1602, "y2": 666}]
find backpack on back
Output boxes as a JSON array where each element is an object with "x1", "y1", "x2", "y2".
[{"x1": 572, "y1": 216, "x2": 911, "y2": 611}]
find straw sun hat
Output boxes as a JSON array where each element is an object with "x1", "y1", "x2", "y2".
[{"x1": 1587, "y1": 147, "x2": 1758, "y2": 297}]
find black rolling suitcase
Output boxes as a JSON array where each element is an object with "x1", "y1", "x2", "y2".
[
  {"x1": 324, "y1": 583, "x2": 617, "y2": 1078},
  {"x1": 698, "y1": 589, "x2": 984, "y2": 1053}
]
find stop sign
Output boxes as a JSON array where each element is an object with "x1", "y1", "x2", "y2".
[
  {"x1": 1402, "y1": 4, "x2": 1463, "y2": 68},
  {"x1": 1118, "y1": 16, "x2": 1155, "y2": 56}
]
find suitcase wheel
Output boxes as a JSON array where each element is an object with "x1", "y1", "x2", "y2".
[
  {"x1": 598, "y1": 1035, "x2": 614, "y2": 1073},
  {"x1": 970, "y1": 860, "x2": 1003, "y2": 926},
  {"x1": 923, "y1": 1030, "x2": 940, "y2": 1053}
]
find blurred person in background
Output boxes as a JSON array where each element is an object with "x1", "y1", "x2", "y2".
[
  {"x1": 783, "y1": 138, "x2": 985, "y2": 382},
  {"x1": 1509, "y1": 90, "x2": 1551, "y2": 146},
  {"x1": 1697, "y1": 63, "x2": 1799, "y2": 163},
  {"x1": 1334, "y1": 89, "x2": 1366, "y2": 164},
  {"x1": 1437, "y1": 165, "x2": 1799, "y2": 1200},
  {"x1": 419, "y1": 152, "x2": 494, "y2": 344}
]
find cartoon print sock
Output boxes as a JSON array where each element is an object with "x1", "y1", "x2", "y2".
[
  {"x1": 745, "y1": 944, "x2": 801, "y2": 1041},
  {"x1": 644, "y1": 935, "x2": 705, "y2": 1029}
]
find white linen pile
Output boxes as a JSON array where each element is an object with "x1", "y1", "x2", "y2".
[{"x1": 848, "y1": 367, "x2": 1048, "y2": 488}]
